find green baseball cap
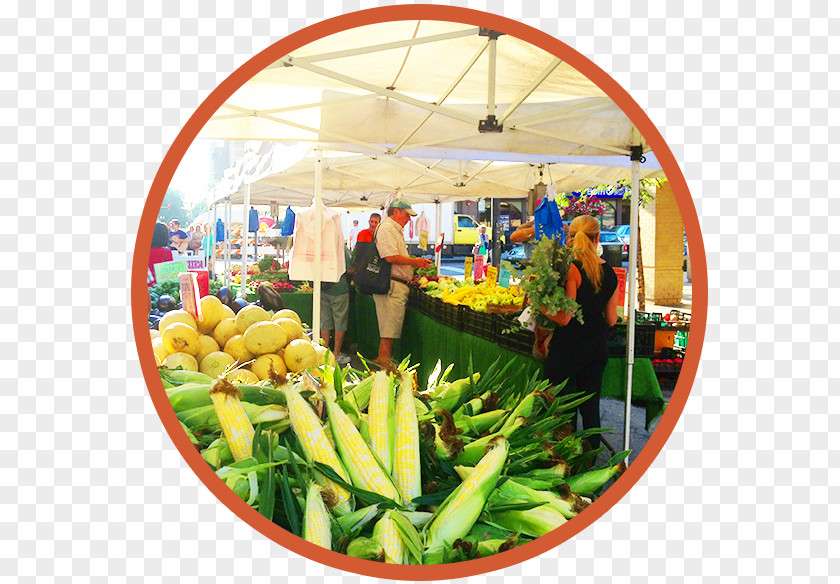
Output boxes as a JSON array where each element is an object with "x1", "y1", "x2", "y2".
[{"x1": 388, "y1": 197, "x2": 417, "y2": 216}]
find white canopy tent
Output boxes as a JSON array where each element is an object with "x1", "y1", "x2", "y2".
[{"x1": 198, "y1": 21, "x2": 660, "y2": 452}]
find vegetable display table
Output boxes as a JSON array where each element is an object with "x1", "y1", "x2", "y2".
[
  {"x1": 350, "y1": 291, "x2": 666, "y2": 429},
  {"x1": 229, "y1": 286, "x2": 314, "y2": 326}
]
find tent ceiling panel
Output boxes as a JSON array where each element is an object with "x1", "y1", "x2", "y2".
[
  {"x1": 212, "y1": 145, "x2": 664, "y2": 211},
  {"x1": 198, "y1": 21, "x2": 650, "y2": 155}
]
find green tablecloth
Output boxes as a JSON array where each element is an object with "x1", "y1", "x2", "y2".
[
  {"x1": 229, "y1": 286, "x2": 314, "y2": 326},
  {"x1": 350, "y1": 291, "x2": 666, "y2": 429},
  {"x1": 277, "y1": 292, "x2": 314, "y2": 327}
]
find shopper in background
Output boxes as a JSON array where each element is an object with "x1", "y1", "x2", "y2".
[
  {"x1": 373, "y1": 199, "x2": 431, "y2": 369},
  {"x1": 168, "y1": 219, "x2": 188, "y2": 253},
  {"x1": 354, "y1": 212, "x2": 381, "y2": 244},
  {"x1": 320, "y1": 247, "x2": 353, "y2": 366},
  {"x1": 348, "y1": 219, "x2": 361, "y2": 249},
  {"x1": 351, "y1": 212, "x2": 383, "y2": 266},
  {"x1": 473, "y1": 224, "x2": 490, "y2": 262},
  {"x1": 541, "y1": 214, "x2": 620, "y2": 452},
  {"x1": 148, "y1": 221, "x2": 173, "y2": 286}
]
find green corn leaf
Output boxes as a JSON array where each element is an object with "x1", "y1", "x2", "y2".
[
  {"x1": 278, "y1": 465, "x2": 301, "y2": 536},
  {"x1": 389, "y1": 511, "x2": 424, "y2": 565},
  {"x1": 486, "y1": 501, "x2": 548, "y2": 513},
  {"x1": 258, "y1": 434, "x2": 276, "y2": 519},
  {"x1": 312, "y1": 462, "x2": 402, "y2": 510}
]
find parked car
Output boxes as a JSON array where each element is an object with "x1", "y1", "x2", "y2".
[
  {"x1": 500, "y1": 243, "x2": 532, "y2": 268},
  {"x1": 610, "y1": 224, "x2": 631, "y2": 244},
  {"x1": 599, "y1": 231, "x2": 628, "y2": 266}
]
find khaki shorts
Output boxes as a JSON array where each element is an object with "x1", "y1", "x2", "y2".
[
  {"x1": 320, "y1": 292, "x2": 349, "y2": 332},
  {"x1": 373, "y1": 280, "x2": 410, "y2": 339}
]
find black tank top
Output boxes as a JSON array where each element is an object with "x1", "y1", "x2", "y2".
[{"x1": 552, "y1": 260, "x2": 618, "y2": 343}]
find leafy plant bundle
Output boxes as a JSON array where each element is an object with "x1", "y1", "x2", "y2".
[{"x1": 519, "y1": 237, "x2": 583, "y2": 328}]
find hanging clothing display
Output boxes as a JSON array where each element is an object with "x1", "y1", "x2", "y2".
[
  {"x1": 215, "y1": 218, "x2": 225, "y2": 242},
  {"x1": 414, "y1": 211, "x2": 431, "y2": 250},
  {"x1": 288, "y1": 202, "x2": 346, "y2": 283},
  {"x1": 248, "y1": 207, "x2": 259, "y2": 233},
  {"x1": 280, "y1": 206, "x2": 296, "y2": 236}
]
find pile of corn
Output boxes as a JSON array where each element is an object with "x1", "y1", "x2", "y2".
[
  {"x1": 163, "y1": 357, "x2": 628, "y2": 565},
  {"x1": 423, "y1": 278, "x2": 526, "y2": 313}
]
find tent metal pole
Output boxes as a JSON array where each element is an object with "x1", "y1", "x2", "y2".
[
  {"x1": 211, "y1": 201, "x2": 217, "y2": 278},
  {"x1": 272, "y1": 28, "x2": 482, "y2": 66},
  {"x1": 224, "y1": 199, "x2": 231, "y2": 287},
  {"x1": 240, "y1": 185, "x2": 250, "y2": 298},
  {"x1": 487, "y1": 37, "x2": 497, "y2": 121},
  {"x1": 624, "y1": 146, "x2": 642, "y2": 453},
  {"x1": 312, "y1": 149, "x2": 323, "y2": 344},
  {"x1": 435, "y1": 200, "x2": 442, "y2": 273}
]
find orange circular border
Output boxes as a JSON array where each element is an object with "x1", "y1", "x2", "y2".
[{"x1": 132, "y1": 5, "x2": 707, "y2": 579}]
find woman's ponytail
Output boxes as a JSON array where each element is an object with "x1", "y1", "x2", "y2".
[{"x1": 568, "y1": 215, "x2": 603, "y2": 291}]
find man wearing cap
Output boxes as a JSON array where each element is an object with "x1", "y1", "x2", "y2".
[{"x1": 373, "y1": 198, "x2": 432, "y2": 369}]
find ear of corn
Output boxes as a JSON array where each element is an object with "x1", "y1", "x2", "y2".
[
  {"x1": 336, "y1": 504, "x2": 380, "y2": 536},
  {"x1": 432, "y1": 373, "x2": 480, "y2": 413},
  {"x1": 425, "y1": 436, "x2": 509, "y2": 556},
  {"x1": 483, "y1": 503, "x2": 567, "y2": 538},
  {"x1": 303, "y1": 483, "x2": 332, "y2": 550},
  {"x1": 453, "y1": 416, "x2": 525, "y2": 466},
  {"x1": 372, "y1": 510, "x2": 406, "y2": 564},
  {"x1": 178, "y1": 402, "x2": 288, "y2": 434},
  {"x1": 344, "y1": 374, "x2": 376, "y2": 413},
  {"x1": 324, "y1": 397, "x2": 401, "y2": 503},
  {"x1": 282, "y1": 386, "x2": 353, "y2": 515},
  {"x1": 500, "y1": 478, "x2": 584, "y2": 519},
  {"x1": 209, "y1": 379, "x2": 255, "y2": 462},
  {"x1": 168, "y1": 382, "x2": 286, "y2": 413},
  {"x1": 346, "y1": 537, "x2": 385, "y2": 561},
  {"x1": 393, "y1": 373, "x2": 421, "y2": 506},
  {"x1": 367, "y1": 371, "x2": 395, "y2": 473},
  {"x1": 564, "y1": 462, "x2": 626, "y2": 496},
  {"x1": 455, "y1": 409, "x2": 509, "y2": 436}
]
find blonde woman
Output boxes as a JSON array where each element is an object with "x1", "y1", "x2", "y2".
[{"x1": 541, "y1": 214, "x2": 620, "y2": 451}]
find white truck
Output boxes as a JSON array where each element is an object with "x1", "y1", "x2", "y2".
[{"x1": 340, "y1": 202, "x2": 482, "y2": 256}]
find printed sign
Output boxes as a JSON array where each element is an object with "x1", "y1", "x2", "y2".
[
  {"x1": 179, "y1": 272, "x2": 202, "y2": 321},
  {"x1": 153, "y1": 260, "x2": 188, "y2": 283},
  {"x1": 419, "y1": 230, "x2": 429, "y2": 250},
  {"x1": 486, "y1": 265, "x2": 498, "y2": 288},
  {"x1": 613, "y1": 267, "x2": 627, "y2": 295},
  {"x1": 499, "y1": 266, "x2": 510, "y2": 288},
  {"x1": 473, "y1": 254, "x2": 484, "y2": 281},
  {"x1": 464, "y1": 256, "x2": 473, "y2": 280},
  {"x1": 184, "y1": 257, "x2": 206, "y2": 271}
]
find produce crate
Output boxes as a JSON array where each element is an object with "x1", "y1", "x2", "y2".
[
  {"x1": 408, "y1": 284, "x2": 422, "y2": 308},
  {"x1": 635, "y1": 311, "x2": 663, "y2": 325},
  {"x1": 418, "y1": 292, "x2": 439, "y2": 318},
  {"x1": 460, "y1": 308, "x2": 497, "y2": 342},
  {"x1": 494, "y1": 314, "x2": 535, "y2": 355},
  {"x1": 668, "y1": 310, "x2": 691, "y2": 324},
  {"x1": 439, "y1": 301, "x2": 462, "y2": 330},
  {"x1": 608, "y1": 324, "x2": 656, "y2": 358}
]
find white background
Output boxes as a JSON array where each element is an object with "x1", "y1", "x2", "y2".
[{"x1": 5, "y1": 1, "x2": 835, "y2": 581}]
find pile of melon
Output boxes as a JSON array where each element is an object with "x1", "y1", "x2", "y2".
[{"x1": 148, "y1": 296, "x2": 335, "y2": 383}]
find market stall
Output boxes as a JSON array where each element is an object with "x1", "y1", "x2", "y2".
[{"x1": 196, "y1": 20, "x2": 669, "y2": 451}]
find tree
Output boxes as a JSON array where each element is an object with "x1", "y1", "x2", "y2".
[
  {"x1": 158, "y1": 188, "x2": 189, "y2": 225},
  {"x1": 188, "y1": 199, "x2": 209, "y2": 225}
]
